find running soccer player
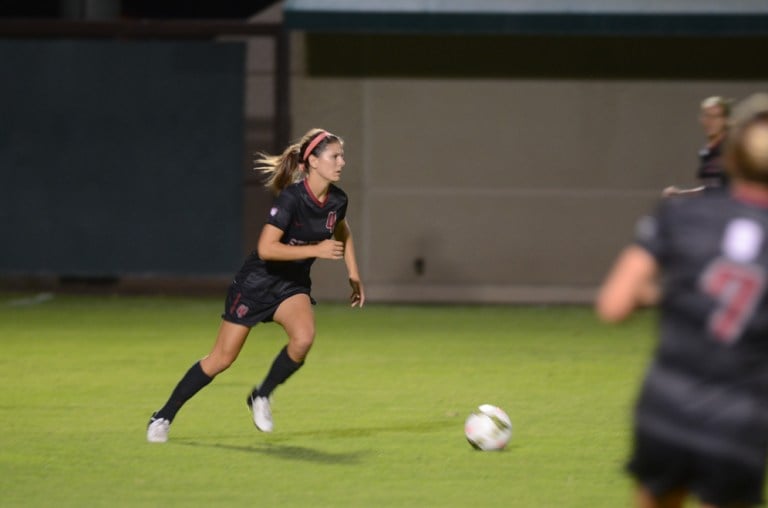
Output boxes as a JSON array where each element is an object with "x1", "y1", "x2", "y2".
[
  {"x1": 597, "y1": 93, "x2": 768, "y2": 508},
  {"x1": 147, "y1": 128, "x2": 364, "y2": 442},
  {"x1": 696, "y1": 96, "x2": 731, "y2": 190},
  {"x1": 663, "y1": 96, "x2": 732, "y2": 197}
]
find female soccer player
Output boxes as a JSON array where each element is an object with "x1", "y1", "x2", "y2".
[
  {"x1": 663, "y1": 96, "x2": 732, "y2": 197},
  {"x1": 597, "y1": 93, "x2": 768, "y2": 508},
  {"x1": 147, "y1": 128, "x2": 364, "y2": 442}
]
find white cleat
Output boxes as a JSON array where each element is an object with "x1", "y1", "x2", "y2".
[
  {"x1": 147, "y1": 413, "x2": 170, "y2": 443},
  {"x1": 247, "y1": 395, "x2": 273, "y2": 432}
]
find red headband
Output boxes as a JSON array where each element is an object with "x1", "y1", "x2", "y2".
[{"x1": 302, "y1": 131, "x2": 330, "y2": 161}]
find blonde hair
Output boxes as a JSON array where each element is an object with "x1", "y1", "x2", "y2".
[
  {"x1": 255, "y1": 128, "x2": 342, "y2": 195},
  {"x1": 700, "y1": 96, "x2": 733, "y2": 116}
]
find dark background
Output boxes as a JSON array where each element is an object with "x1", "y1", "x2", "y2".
[{"x1": 0, "y1": 39, "x2": 245, "y2": 277}]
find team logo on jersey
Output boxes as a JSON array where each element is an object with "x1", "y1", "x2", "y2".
[
  {"x1": 722, "y1": 218, "x2": 763, "y2": 263},
  {"x1": 269, "y1": 207, "x2": 278, "y2": 217},
  {"x1": 325, "y1": 211, "x2": 337, "y2": 232},
  {"x1": 235, "y1": 304, "x2": 249, "y2": 319}
]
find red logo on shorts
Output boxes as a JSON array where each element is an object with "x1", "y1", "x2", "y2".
[{"x1": 236, "y1": 304, "x2": 249, "y2": 319}]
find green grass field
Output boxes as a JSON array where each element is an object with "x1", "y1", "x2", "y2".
[{"x1": 0, "y1": 292, "x2": 658, "y2": 507}]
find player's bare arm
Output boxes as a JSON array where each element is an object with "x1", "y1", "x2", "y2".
[
  {"x1": 334, "y1": 218, "x2": 365, "y2": 307},
  {"x1": 662, "y1": 185, "x2": 705, "y2": 197},
  {"x1": 596, "y1": 246, "x2": 659, "y2": 323},
  {"x1": 257, "y1": 223, "x2": 344, "y2": 261}
]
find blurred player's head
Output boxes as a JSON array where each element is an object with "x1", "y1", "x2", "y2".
[
  {"x1": 726, "y1": 93, "x2": 768, "y2": 185},
  {"x1": 699, "y1": 96, "x2": 731, "y2": 141}
]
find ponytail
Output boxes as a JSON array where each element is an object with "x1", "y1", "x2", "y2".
[{"x1": 255, "y1": 145, "x2": 303, "y2": 195}]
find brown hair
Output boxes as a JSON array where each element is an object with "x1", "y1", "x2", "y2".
[
  {"x1": 727, "y1": 115, "x2": 768, "y2": 185},
  {"x1": 255, "y1": 128, "x2": 342, "y2": 195},
  {"x1": 726, "y1": 93, "x2": 768, "y2": 184}
]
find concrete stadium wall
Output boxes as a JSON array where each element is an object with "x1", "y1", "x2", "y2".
[{"x1": 285, "y1": 34, "x2": 768, "y2": 303}]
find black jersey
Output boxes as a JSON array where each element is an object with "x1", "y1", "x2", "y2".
[
  {"x1": 238, "y1": 179, "x2": 347, "y2": 286},
  {"x1": 229, "y1": 180, "x2": 347, "y2": 312},
  {"x1": 697, "y1": 140, "x2": 728, "y2": 189},
  {"x1": 634, "y1": 190, "x2": 768, "y2": 467}
]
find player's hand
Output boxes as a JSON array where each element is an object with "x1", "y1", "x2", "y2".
[
  {"x1": 316, "y1": 239, "x2": 344, "y2": 260},
  {"x1": 349, "y1": 278, "x2": 365, "y2": 308}
]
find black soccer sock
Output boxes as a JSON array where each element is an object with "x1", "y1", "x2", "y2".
[
  {"x1": 155, "y1": 361, "x2": 212, "y2": 422},
  {"x1": 251, "y1": 346, "x2": 304, "y2": 399}
]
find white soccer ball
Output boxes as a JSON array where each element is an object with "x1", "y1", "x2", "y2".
[{"x1": 464, "y1": 404, "x2": 512, "y2": 451}]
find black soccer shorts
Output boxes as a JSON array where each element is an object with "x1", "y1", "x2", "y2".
[{"x1": 627, "y1": 430, "x2": 765, "y2": 506}]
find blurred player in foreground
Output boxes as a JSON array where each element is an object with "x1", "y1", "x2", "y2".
[
  {"x1": 664, "y1": 95, "x2": 732, "y2": 197},
  {"x1": 598, "y1": 93, "x2": 768, "y2": 508},
  {"x1": 147, "y1": 128, "x2": 364, "y2": 442}
]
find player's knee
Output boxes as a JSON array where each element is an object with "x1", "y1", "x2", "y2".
[
  {"x1": 288, "y1": 330, "x2": 315, "y2": 360},
  {"x1": 203, "y1": 352, "x2": 237, "y2": 376}
]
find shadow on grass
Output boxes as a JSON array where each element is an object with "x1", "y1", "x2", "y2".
[
  {"x1": 287, "y1": 418, "x2": 458, "y2": 439},
  {"x1": 174, "y1": 418, "x2": 459, "y2": 464},
  {"x1": 174, "y1": 440, "x2": 368, "y2": 465}
]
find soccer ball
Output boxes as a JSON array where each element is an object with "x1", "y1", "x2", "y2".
[{"x1": 464, "y1": 404, "x2": 512, "y2": 451}]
